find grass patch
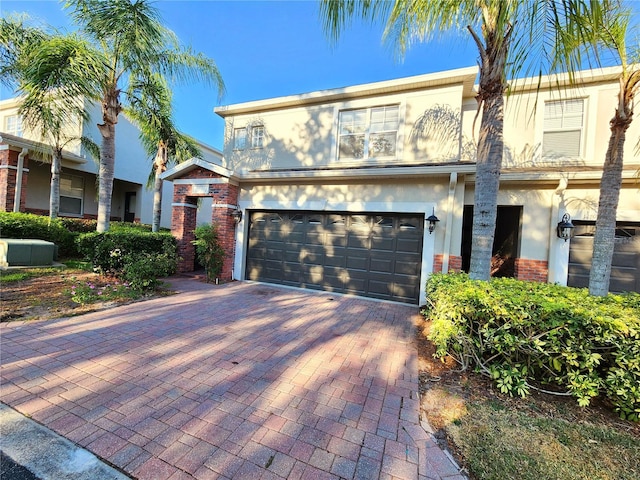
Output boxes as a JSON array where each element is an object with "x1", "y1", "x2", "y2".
[
  {"x1": 448, "y1": 401, "x2": 640, "y2": 480},
  {"x1": 0, "y1": 268, "x2": 60, "y2": 284}
]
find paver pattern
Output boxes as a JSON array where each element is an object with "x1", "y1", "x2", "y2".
[{"x1": 1, "y1": 279, "x2": 464, "y2": 479}]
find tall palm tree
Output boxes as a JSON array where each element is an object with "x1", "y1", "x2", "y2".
[
  {"x1": 568, "y1": 1, "x2": 640, "y2": 296},
  {"x1": 127, "y1": 74, "x2": 202, "y2": 232},
  {"x1": 64, "y1": 0, "x2": 224, "y2": 232},
  {"x1": 319, "y1": 0, "x2": 576, "y2": 281},
  {"x1": 1, "y1": 17, "x2": 101, "y2": 221}
]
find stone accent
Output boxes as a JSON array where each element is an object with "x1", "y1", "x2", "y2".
[
  {"x1": 514, "y1": 258, "x2": 548, "y2": 282},
  {"x1": 432, "y1": 254, "x2": 463, "y2": 273},
  {"x1": 171, "y1": 171, "x2": 239, "y2": 278},
  {"x1": 0, "y1": 148, "x2": 28, "y2": 212}
]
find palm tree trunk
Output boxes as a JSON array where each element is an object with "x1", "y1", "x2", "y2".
[
  {"x1": 96, "y1": 87, "x2": 120, "y2": 232},
  {"x1": 588, "y1": 105, "x2": 631, "y2": 296},
  {"x1": 49, "y1": 148, "x2": 62, "y2": 221},
  {"x1": 467, "y1": 23, "x2": 510, "y2": 281},
  {"x1": 469, "y1": 91, "x2": 504, "y2": 281},
  {"x1": 152, "y1": 141, "x2": 167, "y2": 233}
]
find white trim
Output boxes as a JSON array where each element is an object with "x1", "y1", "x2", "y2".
[
  {"x1": 212, "y1": 204, "x2": 238, "y2": 209},
  {"x1": 235, "y1": 199, "x2": 435, "y2": 305},
  {"x1": 161, "y1": 158, "x2": 235, "y2": 182},
  {"x1": 0, "y1": 165, "x2": 30, "y2": 173},
  {"x1": 173, "y1": 178, "x2": 229, "y2": 185},
  {"x1": 171, "y1": 203, "x2": 198, "y2": 209}
]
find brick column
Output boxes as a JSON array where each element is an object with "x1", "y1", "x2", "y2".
[
  {"x1": 433, "y1": 254, "x2": 463, "y2": 273},
  {"x1": 170, "y1": 167, "x2": 240, "y2": 279},
  {"x1": 0, "y1": 148, "x2": 29, "y2": 212}
]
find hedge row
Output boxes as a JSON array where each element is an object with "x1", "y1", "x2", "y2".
[{"x1": 424, "y1": 273, "x2": 640, "y2": 420}]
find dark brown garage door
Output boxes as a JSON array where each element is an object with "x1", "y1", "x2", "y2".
[
  {"x1": 568, "y1": 223, "x2": 640, "y2": 293},
  {"x1": 245, "y1": 211, "x2": 424, "y2": 303}
]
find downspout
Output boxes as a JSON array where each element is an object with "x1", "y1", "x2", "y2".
[
  {"x1": 13, "y1": 148, "x2": 28, "y2": 213},
  {"x1": 442, "y1": 172, "x2": 458, "y2": 273}
]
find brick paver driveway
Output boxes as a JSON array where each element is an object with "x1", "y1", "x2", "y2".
[{"x1": 1, "y1": 279, "x2": 463, "y2": 480}]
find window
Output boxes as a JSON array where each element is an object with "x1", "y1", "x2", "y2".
[
  {"x1": 5, "y1": 115, "x2": 23, "y2": 137},
  {"x1": 543, "y1": 99, "x2": 584, "y2": 158},
  {"x1": 59, "y1": 173, "x2": 84, "y2": 215},
  {"x1": 338, "y1": 105, "x2": 399, "y2": 160},
  {"x1": 251, "y1": 125, "x2": 264, "y2": 148},
  {"x1": 233, "y1": 128, "x2": 246, "y2": 149}
]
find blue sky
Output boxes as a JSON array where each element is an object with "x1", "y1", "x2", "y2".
[{"x1": 1, "y1": 1, "x2": 636, "y2": 150}]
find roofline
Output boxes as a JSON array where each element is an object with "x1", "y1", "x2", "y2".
[
  {"x1": 215, "y1": 66, "x2": 479, "y2": 117},
  {"x1": 161, "y1": 158, "x2": 235, "y2": 181},
  {"x1": 508, "y1": 65, "x2": 625, "y2": 92},
  {"x1": 0, "y1": 133, "x2": 87, "y2": 164}
]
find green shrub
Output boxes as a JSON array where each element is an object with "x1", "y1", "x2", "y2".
[
  {"x1": 192, "y1": 223, "x2": 225, "y2": 282},
  {"x1": 424, "y1": 273, "x2": 640, "y2": 420},
  {"x1": 0, "y1": 212, "x2": 77, "y2": 257},
  {"x1": 76, "y1": 231, "x2": 178, "y2": 291}
]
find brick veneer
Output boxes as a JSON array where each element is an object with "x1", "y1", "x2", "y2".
[
  {"x1": 432, "y1": 254, "x2": 463, "y2": 273},
  {"x1": 0, "y1": 148, "x2": 28, "y2": 212},
  {"x1": 171, "y1": 167, "x2": 239, "y2": 278},
  {"x1": 514, "y1": 258, "x2": 548, "y2": 282}
]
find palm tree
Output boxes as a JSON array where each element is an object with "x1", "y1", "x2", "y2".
[
  {"x1": 319, "y1": 0, "x2": 576, "y2": 281},
  {"x1": 568, "y1": 1, "x2": 640, "y2": 296},
  {"x1": 127, "y1": 74, "x2": 202, "y2": 232},
  {"x1": 64, "y1": 0, "x2": 224, "y2": 232},
  {"x1": 1, "y1": 17, "x2": 101, "y2": 221}
]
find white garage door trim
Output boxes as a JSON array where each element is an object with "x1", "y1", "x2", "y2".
[{"x1": 234, "y1": 200, "x2": 437, "y2": 305}]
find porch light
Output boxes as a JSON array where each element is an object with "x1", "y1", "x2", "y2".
[
  {"x1": 556, "y1": 213, "x2": 575, "y2": 241},
  {"x1": 230, "y1": 207, "x2": 243, "y2": 223},
  {"x1": 426, "y1": 209, "x2": 440, "y2": 234}
]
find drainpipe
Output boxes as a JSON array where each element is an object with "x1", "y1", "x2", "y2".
[
  {"x1": 13, "y1": 148, "x2": 28, "y2": 213},
  {"x1": 442, "y1": 172, "x2": 458, "y2": 273}
]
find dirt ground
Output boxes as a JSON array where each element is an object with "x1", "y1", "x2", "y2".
[{"x1": 2, "y1": 270, "x2": 638, "y2": 476}]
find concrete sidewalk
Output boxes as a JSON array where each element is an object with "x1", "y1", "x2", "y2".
[
  {"x1": 1, "y1": 279, "x2": 465, "y2": 479},
  {"x1": 1, "y1": 403, "x2": 130, "y2": 479}
]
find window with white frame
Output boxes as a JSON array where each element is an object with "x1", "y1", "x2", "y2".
[
  {"x1": 251, "y1": 125, "x2": 264, "y2": 148},
  {"x1": 59, "y1": 173, "x2": 84, "y2": 216},
  {"x1": 5, "y1": 115, "x2": 23, "y2": 137},
  {"x1": 233, "y1": 127, "x2": 246, "y2": 149},
  {"x1": 338, "y1": 105, "x2": 399, "y2": 160},
  {"x1": 543, "y1": 99, "x2": 584, "y2": 158}
]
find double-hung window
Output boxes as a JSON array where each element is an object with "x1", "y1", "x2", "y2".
[
  {"x1": 233, "y1": 128, "x2": 246, "y2": 150},
  {"x1": 338, "y1": 105, "x2": 399, "y2": 160},
  {"x1": 251, "y1": 125, "x2": 264, "y2": 148},
  {"x1": 543, "y1": 99, "x2": 584, "y2": 158},
  {"x1": 59, "y1": 173, "x2": 84, "y2": 216},
  {"x1": 5, "y1": 115, "x2": 23, "y2": 137}
]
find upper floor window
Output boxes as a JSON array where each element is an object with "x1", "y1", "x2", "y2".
[
  {"x1": 338, "y1": 105, "x2": 399, "y2": 160},
  {"x1": 543, "y1": 99, "x2": 584, "y2": 158},
  {"x1": 60, "y1": 173, "x2": 84, "y2": 216},
  {"x1": 251, "y1": 125, "x2": 264, "y2": 148},
  {"x1": 233, "y1": 128, "x2": 246, "y2": 150},
  {"x1": 5, "y1": 115, "x2": 23, "y2": 137}
]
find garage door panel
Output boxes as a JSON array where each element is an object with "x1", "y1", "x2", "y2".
[{"x1": 247, "y1": 211, "x2": 424, "y2": 303}]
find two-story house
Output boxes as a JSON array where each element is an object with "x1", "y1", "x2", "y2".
[
  {"x1": 163, "y1": 65, "x2": 639, "y2": 305},
  {"x1": 0, "y1": 97, "x2": 222, "y2": 228}
]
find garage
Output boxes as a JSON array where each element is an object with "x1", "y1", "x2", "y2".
[
  {"x1": 245, "y1": 211, "x2": 424, "y2": 303},
  {"x1": 568, "y1": 222, "x2": 640, "y2": 293}
]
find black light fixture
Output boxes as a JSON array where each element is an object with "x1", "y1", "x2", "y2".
[
  {"x1": 426, "y1": 208, "x2": 440, "y2": 234},
  {"x1": 556, "y1": 213, "x2": 575, "y2": 241},
  {"x1": 230, "y1": 207, "x2": 243, "y2": 223}
]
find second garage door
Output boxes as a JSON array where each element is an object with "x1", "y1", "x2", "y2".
[{"x1": 245, "y1": 211, "x2": 424, "y2": 303}]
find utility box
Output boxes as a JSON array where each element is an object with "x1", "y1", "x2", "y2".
[{"x1": 0, "y1": 239, "x2": 56, "y2": 267}]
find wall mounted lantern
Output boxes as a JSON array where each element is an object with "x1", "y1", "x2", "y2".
[
  {"x1": 556, "y1": 213, "x2": 575, "y2": 242},
  {"x1": 426, "y1": 209, "x2": 440, "y2": 234},
  {"x1": 230, "y1": 207, "x2": 243, "y2": 223}
]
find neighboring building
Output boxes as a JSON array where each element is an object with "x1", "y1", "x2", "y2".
[
  {"x1": 0, "y1": 97, "x2": 222, "y2": 228},
  {"x1": 173, "y1": 66, "x2": 638, "y2": 303}
]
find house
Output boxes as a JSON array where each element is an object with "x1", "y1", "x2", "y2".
[
  {"x1": 162, "y1": 65, "x2": 638, "y2": 304},
  {"x1": 0, "y1": 97, "x2": 222, "y2": 228}
]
